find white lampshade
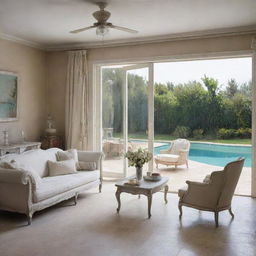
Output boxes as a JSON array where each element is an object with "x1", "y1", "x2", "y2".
[{"x1": 96, "y1": 25, "x2": 109, "y2": 36}]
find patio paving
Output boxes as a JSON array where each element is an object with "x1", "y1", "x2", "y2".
[{"x1": 102, "y1": 158, "x2": 251, "y2": 196}]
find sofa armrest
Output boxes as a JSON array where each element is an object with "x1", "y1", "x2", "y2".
[
  {"x1": 77, "y1": 151, "x2": 104, "y2": 179},
  {"x1": 77, "y1": 151, "x2": 103, "y2": 163},
  {"x1": 0, "y1": 168, "x2": 31, "y2": 185},
  {"x1": 0, "y1": 168, "x2": 33, "y2": 216}
]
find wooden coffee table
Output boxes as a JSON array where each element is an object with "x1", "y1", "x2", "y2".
[{"x1": 115, "y1": 176, "x2": 169, "y2": 218}]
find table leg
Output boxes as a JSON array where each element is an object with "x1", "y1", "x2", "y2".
[
  {"x1": 115, "y1": 189, "x2": 121, "y2": 213},
  {"x1": 164, "y1": 185, "x2": 169, "y2": 204},
  {"x1": 147, "y1": 192, "x2": 152, "y2": 219}
]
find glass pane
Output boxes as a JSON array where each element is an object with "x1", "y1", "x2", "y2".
[
  {"x1": 154, "y1": 57, "x2": 252, "y2": 195},
  {"x1": 102, "y1": 67, "x2": 124, "y2": 177},
  {"x1": 127, "y1": 68, "x2": 149, "y2": 176}
]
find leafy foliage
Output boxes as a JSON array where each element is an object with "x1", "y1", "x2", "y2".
[
  {"x1": 193, "y1": 129, "x2": 204, "y2": 139},
  {"x1": 102, "y1": 68, "x2": 251, "y2": 138},
  {"x1": 217, "y1": 128, "x2": 251, "y2": 139},
  {"x1": 173, "y1": 126, "x2": 191, "y2": 138}
]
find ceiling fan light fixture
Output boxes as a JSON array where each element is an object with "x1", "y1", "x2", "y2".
[
  {"x1": 69, "y1": 3, "x2": 138, "y2": 37},
  {"x1": 96, "y1": 25, "x2": 109, "y2": 36}
]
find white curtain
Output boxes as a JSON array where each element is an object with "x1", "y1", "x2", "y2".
[{"x1": 65, "y1": 50, "x2": 89, "y2": 150}]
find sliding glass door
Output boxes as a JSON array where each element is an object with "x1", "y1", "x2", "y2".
[{"x1": 101, "y1": 64, "x2": 154, "y2": 178}]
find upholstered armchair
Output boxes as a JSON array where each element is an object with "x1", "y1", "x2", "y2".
[
  {"x1": 178, "y1": 157, "x2": 245, "y2": 227},
  {"x1": 155, "y1": 139, "x2": 190, "y2": 169}
]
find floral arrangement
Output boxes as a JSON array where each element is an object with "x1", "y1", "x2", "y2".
[{"x1": 125, "y1": 148, "x2": 152, "y2": 168}]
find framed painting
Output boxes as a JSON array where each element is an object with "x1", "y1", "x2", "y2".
[{"x1": 0, "y1": 71, "x2": 18, "y2": 122}]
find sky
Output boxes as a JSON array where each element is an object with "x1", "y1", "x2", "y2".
[{"x1": 127, "y1": 57, "x2": 252, "y2": 87}]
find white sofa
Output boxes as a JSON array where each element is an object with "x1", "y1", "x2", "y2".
[{"x1": 0, "y1": 148, "x2": 103, "y2": 225}]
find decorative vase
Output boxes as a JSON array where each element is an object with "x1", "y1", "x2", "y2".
[{"x1": 136, "y1": 166, "x2": 143, "y2": 181}]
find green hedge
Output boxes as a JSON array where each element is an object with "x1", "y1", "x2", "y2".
[{"x1": 217, "y1": 128, "x2": 251, "y2": 139}]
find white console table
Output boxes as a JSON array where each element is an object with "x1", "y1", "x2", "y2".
[{"x1": 0, "y1": 142, "x2": 41, "y2": 157}]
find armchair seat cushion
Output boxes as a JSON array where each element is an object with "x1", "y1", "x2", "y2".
[
  {"x1": 178, "y1": 185, "x2": 188, "y2": 198},
  {"x1": 156, "y1": 154, "x2": 179, "y2": 162},
  {"x1": 34, "y1": 170, "x2": 100, "y2": 202}
]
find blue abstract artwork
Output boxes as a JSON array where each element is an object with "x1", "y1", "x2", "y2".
[{"x1": 0, "y1": 72, "x2": 18, "y2": 121}]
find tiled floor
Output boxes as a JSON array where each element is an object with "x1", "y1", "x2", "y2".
[{"x1": 0, "y1": 182, "x2": 255, "y2": 256}]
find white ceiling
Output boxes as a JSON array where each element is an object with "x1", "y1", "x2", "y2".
[{"x1": 0, "y1": 0, "x2": 256, "y2": 49}]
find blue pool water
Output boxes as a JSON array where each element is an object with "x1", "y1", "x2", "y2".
[{"x1": 154, "y1": 142, "x2": 252, "y2": 167}]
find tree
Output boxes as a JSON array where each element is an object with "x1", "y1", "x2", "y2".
[
  {"x1": 173, "y1": 81, "x2": 208, "y2": 131},
  {"x1": 201, "y1": 75, "x2": 219, "y2": 97},
  {"x1": 154, "y1": 83, "x2": 169, "y2": 95},
  {"x1": 226, "y1": 79, "x2": 238, "y2": 97},
  {"x1": 102, "y1": 68, "x2": 252, "y2": 138},
  {"x1": 232, "y1": 93, "x2": 251, "y2": 128},
  {"x1": 239, "y1": 80, "x2": 252, "y2": 98},
  {"x1": 201, "y1": 75, "x2": 223, "y2": 131}
]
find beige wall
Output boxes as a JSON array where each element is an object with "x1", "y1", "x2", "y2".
[
  {"x1": 87, "y1": 34, "x2": 254, "y2": 62},
  {"x1": 0, "y1": 39, "x2": 47, "y2": 143},
  {"x1": 46, "y1": 51, "x2": 68, "y2": 138},
  {"x1": 45, "y1": 34, "x2": 255, "y2": 149}
]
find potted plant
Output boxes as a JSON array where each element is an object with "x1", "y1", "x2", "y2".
[{"x1": 125, "y1": 148, "x2": 152, "y2": 180}]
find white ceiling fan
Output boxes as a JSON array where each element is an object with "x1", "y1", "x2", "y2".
[{"x1": 70, "y1": 2, "x2": 138, "y2": 36}]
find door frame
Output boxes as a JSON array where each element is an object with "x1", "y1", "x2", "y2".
[
  {"x1": 93, "y1": 50, "x2": 255, "y2": 196},
  {"x1": 99, "y1": 63, "x2": 154, "y2": 178}
]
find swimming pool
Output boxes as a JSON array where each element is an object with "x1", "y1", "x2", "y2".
[{"x1": 154, "y1": 142, "x2": 252, "y2": 167}]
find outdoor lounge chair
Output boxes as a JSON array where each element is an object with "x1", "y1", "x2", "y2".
[
  {"x1": 155, "y1": 139, "x2": 190, "y2": 169},
  {"x1": 178, "y1": 157, "x2": 245, "y2": 227}
]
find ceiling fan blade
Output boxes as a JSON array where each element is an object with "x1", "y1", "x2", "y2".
[
  {"x1": 70, "y1": 25, "x2": 96, "y2": 34},
  {"x1": 109, "y1": 24, "x2": 138, "y2": 34}
]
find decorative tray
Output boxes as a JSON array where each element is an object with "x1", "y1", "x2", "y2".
[
  {"x1": 124, "y1": 182, "x2": 140, "y2": 186},
  {"x1": 143, "y1": 175, "x2": 161, "y2": 182}
]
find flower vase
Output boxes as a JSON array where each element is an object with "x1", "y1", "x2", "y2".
[{"x1": 136, "y1": 166, "x2": 143, "y2": 181}]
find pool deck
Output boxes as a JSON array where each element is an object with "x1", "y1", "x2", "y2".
[
  {"x1": 156, "y1": 160, "x2": 251, "y2": 196},
  {"x1": 103, "y1": 140, "x2": 251, "y2": 196},
  {"x1": 103, "y1": 159, "x2": 251, "y2": 196}
]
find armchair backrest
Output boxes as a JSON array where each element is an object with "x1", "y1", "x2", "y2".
[
  {"x1": 170, "y1": 139, "x2": 190, "y2": 155},
  {"x1": 217, "y1": 157, "x2": 245, "y2": 208}
]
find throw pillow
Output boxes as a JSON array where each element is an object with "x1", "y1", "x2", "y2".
[
  {"x1": 56, "y1": 149, "x2": 80, "y2": 169},
  {"x1": 56, "y1": 149, "x2": 78, "y2": 162},
  {"x1": 48, "y1": 159, "x2": 77, "y2": 177},
  {"x1": 78, "y1": 161, "x2": 97, "y2": 171}
]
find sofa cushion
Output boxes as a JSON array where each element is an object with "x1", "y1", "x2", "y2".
[
  {"x1": 48, "y1": 159, "x2": 77, "y2": 177},
  {"x1": 34, "y1": 170, "x2": 100, "y2": 202},
  {"x1": 156, "y1": 154, "x2": 179, "y2": 162}
]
